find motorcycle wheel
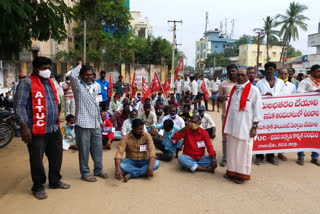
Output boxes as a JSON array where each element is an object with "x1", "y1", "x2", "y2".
[{"x1": 0, "y1": 124, "x2": 14, "y2": 148}]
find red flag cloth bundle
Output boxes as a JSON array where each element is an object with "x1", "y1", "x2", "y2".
[
  {"x1": 131, "y1": 73, "x2": 136, "y2": 98},
  {"x1": 141, "y1": 77, "x2": 151, "y2": 104},
  {"x1": 201, "y1": 81, "x2": 209, "y2": 102},
  {"x1": 108, "y1": 74, "x2": 113, "y2": 98}
]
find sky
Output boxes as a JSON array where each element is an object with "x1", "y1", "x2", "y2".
[{"x1": 130, "y1": 0, "x2": 320, "y2": 67}]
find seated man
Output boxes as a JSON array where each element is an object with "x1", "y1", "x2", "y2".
[
  {"x1": 108, "y1": 93, "x2": 121, "y2": 115},
  {"x1": 61, "y1": 114, "x2": 77, "y2": 150},
  {"x1": 100, "y1": 111, "x2": 114, "y2": 150},
  {"x1": 114, "y1": 119, "x2": 160, "y2": 182},
  {"x1": 151, "y1": 119, "x2": 181, "y2": 161},
  {"x1": 179, "y1": 104, "x2": 193, "y2": 124},
  {"x1": 198, "y1": 105, "x2": 216, "y2": 139},
  {"x1": 122, "y1": 110, "x2": 147, "y2": 136},
  {"x1": 137, "y1": 98, "x2": 155, "y2": 115},
  {"x1": 111, "y1": 109, "x2": 130, "y2": 140},
  {"x1": 139, "y1": 103, "x2": 157, "y2": 131},
  {"x1": 173, "y1": 115, "x2": 217, "y2": 173}
]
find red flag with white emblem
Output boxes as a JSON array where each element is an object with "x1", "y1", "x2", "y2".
[
  {"x1": 175, "y1": 55, "x2": 184, "y2": 80},
  {"x1": 201, "y1": 80, "x2": 209, "y2": 101},
  {"x1": 142, "y1": 77, "x2": 151, "y2": 104}
]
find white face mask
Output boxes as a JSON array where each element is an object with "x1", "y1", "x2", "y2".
[{"x1": 39, "y1": 69, "x2": 51, "y2": 79}]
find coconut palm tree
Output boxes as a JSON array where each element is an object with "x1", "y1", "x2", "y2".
[
  {"x1": 254, "y1": 16, "x2": 279, "y2": 61},
  {"x1": 275, "y1": 2, "x2": 309, "y2": 62}
]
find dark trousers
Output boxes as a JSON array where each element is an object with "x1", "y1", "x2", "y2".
[
  {"x1": 256, "y1": 153, "x2": 275, "y2": 160},
  {"x1": 153, "y1": 137, "x2": 173, "y2": 161},
  {"x1": 27, "y1": 129, "x2": 62, "y2": 192},
  {"x1": 198, "y1": 93, "x2": 208, "y2": 110},
  {"x1": 205, "y1": 128, "x2": 213, "y2": 138}
]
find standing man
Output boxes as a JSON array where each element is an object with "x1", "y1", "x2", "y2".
[
  {"x1": 95, "y1": 70, "x2": 109, "y2": 111},
  {"x1": 288, "y1": 68, "x2": 299, "y2": 89},
  {"x1": 173, "y1": 115, "x2": 217, "y2": 173},
  {"x1": 174, "y1": 76, "x2": 183, "y2": 104},
  {"x1": 67, "y1": 63, "x2": 108, "y2": 182},
  {"x1": 62, "y1": 77, "x2": 75, "y2": 118},
  {"x1": 114, "y1": 75, "x2": 125, "y2": 97},
  {"x1": 255, "y1": 62, "x2": 285, "y2": 166},
  {"x1": 15, "y1": 57, "x2": 70, "y2": 200},
  {"x1": 210, "y1": 74, "x2": 221, "y2": 112},
  {"x1": 197, "y1": 74, "x2": 210, "y2": 110},
  {"x1": 190, "y1": 76, "x2": 199, "y2": 110},
  {"x1": 223, "y1": 68, "x2": 263, "y2": 184},
  {"x1": 51, "y1": 74, "x2": 63, "y2": 119},
  {"x1": 296, "y1": 64, "x2": 320, "y2": 166},
  {"x1": 248, "y1": 67, "x2": 256, "y2": 85},
  {"x1": 12, "y1": 73, "x2": 26, "y2": 98},
  {"x1": 217, "y1": 64, "x2": 237, "y2": 167},
  {"x1": 114, "y1": 119, "x2": 160, "y2": 182},
  {"x1": 183, "y1": 74, "x2": 191, "y2": 95}
]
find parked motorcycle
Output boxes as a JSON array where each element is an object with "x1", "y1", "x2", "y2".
[{"x1": 0, "y1": 108, "x2": 16, "y2": 148}]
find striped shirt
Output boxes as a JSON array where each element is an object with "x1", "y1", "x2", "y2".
[
  {"x1": 66, "y1": 65, "x2": 102, "y2": 129},
  {"x1": 62, "y1": 82, "x2": 74, "y2": 100},
  {"x1": 14, "y1": 76, "x2": 59, "y2": 133}
]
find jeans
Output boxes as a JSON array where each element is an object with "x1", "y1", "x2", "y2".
[
  {"x1": 153, "y1": 137, "x2": 174, "y2": 161},
  {"x1": 191, "y1": 95, "x2": 198, "y2": 110},
  {"x1": 120, "y1": 158, "x2": 160, "y2": 178},
  {"x1": 114, "y1": 131, "x2": 123, "y2": 140},
  {"x1": 75, "y1": 126, "x2": 103, "y2": 178},
  {"x1": 178, "y1": 155, "x2": 213, "y2": 172},
  {"x1": 64, "y1": 98, "x2": 75, "y2": 118},
  {"x1": 297, "y1": 152, "x2": 319, "y2": 159},
  {"x1": 176, "y1": 93, "x2": 182, "y2": 104},
  {"x1": 27, "y1": 129, "x2": 62, "y2": 192}
]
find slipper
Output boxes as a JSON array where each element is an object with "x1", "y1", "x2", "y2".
[
  {"x1": 81, "y1": 175, "x2": 97, "y2": 182},
  {"x1": 33, "y1": 190, "x2": 48, "y2": 200},
  {"x1": 96, "y1": 172, "x2": 109, "y2": 179},
  {"x1": 49, "y1": 181, "x2": 71, "y2": 189}
]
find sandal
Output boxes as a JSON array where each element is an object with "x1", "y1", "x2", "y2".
[
  {"x1": 33, "y1": 190, "x2": 48, "y2": 200},
  {"x1": 96, "y1": 172, "x2": 109, "y2": 179},
  {"x1": 81, "y1": 175, "x2": 97, "y2": 182},
  {"x1": 49, "y1": 181, "x2": 71, "y2": 189}
]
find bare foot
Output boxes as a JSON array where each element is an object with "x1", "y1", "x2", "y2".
[{"x1": 123, "y1": 174, "x2": 131, "y2": 182}]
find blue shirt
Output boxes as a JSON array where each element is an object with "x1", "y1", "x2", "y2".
[
  {"x1": 95, "y1": 78, "x2": 109, "y2": 101},
  {"x1": 14, "y1": 77, "x2": 59, "y2": 133},
  {"x1": 154, "y1": 124, "x2": 181, "y2": 153}
]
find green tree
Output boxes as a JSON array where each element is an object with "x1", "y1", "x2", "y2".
[
  {"x1": 286, "y1": 45, "x2": 302, "y2": 58},
  {"x1": 205, "y1": 53, "x2": 231, "y2": 68},
  {"x1": 235, "y1": 34, "x2": 259, "y2": 47},
  {"x1": 275, "y1": 2, "x2": 309, "y2": 62},
  {"x1": 223, "y1": 46, "x2": 239, "y2": 57},
  {"x1": 0, "y1": 0, "x2": 73, "y2": 60},
  {"x1": 254, "y1": 16, "x2": 279, "y2": 61},
  {"x1": 55, "y1": 49, "x2": 81, "y2": 63}
]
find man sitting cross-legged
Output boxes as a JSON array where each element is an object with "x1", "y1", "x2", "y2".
[
  {"x1": 173, "y1": 115, "x2": 217, "y2": 173},
  {"x1": 114, "y1": 119, "x2": 160, "y2": 182}
]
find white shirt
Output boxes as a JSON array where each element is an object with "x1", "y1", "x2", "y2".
[
  {"x1": 122, "y1": 118, "x2": 147, "y2": 136},
  {"x1": 117, "y1": 104, "x2": 133, "y2": 112},
  {"x1": 200, "y1": 113, "x2": 216, "y2": 129},
  {"x1": 92, "y1": 82, "x2": 101, "y2": 94},
  {"x1": 224, "y1": 81, "x2": 263, "y2": 141},
  {"x1": 297, "y1": 77, "x2": 320, "y2": 93},
  {"x1": 255, "y1": 77, "x2": 285, "y2": 96},
  {"x1": 162, "y1": 114, "x2": 185, "y2": 129},
  {"x1": 282, "y1": 81, "x2": 296, "y2": 95},
  {"x1": 183, "y1": 79, "x2": 191, "y2": 92},
  {"x1": 174, "y1": 80, "x2": 183, "y2": 94},
  {"x1": 210, "y1": 79, "x2": 221, "y2": 92},
  {"x1": 191, "y1": 80, "x2": 199, "y2": 95},
  {"x1": 198, "y1": 78, "x2": 211, "y2": 94}
]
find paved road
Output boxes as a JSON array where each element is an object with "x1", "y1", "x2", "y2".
[{"x1": 1, "y1": 110, "x2": 320, "y2": 214}]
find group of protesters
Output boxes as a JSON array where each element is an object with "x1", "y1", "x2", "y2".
[{"x1": 13, "y1": 56, "x2": 320, "y2": 200}]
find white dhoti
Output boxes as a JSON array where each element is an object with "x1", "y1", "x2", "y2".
[{"x1": 226, "y1": 135, "x2": 253, "y2": 180}]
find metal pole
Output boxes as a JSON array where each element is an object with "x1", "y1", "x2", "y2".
[
  {"x1": 256, "y1": 32, "x2": 261, "y2": 74},
  {"x1": 84, "y1": 20, "x2": 87, "y2": 64},
  {"x1": 170, "y1": 22, "x2": 176, "y2": 88}
]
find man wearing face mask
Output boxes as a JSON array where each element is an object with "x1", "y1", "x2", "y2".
[
  {"x1": 151, "y1": 119, "x2": 181, "y2": 161},
  {"x1": 50, "y1": 74, "x2": 63, "y2": 118},
  {"x1": 62, "y1": 77, "x2": 75, "y2": 117},
  {"x1": 223, "y1": 69, "x2": 263, "y2": 184},
  {"x1": 114, "y1": 119, "x2": 160, "y2": 182},
  {"x1": 173, "y1": 115, "x2": 217, "y2": 173},
  {"x1": 198, "y1": 105, "x2": 216, "y2": 139},
  {"x1": 15, "y1": 57, "x2": 70, "y2": 200},
  {"x1": 162, "y1": 106, "x2": 185, "y2": 129},
  {"x1": 66, "y1": 62, "x2": 108, "y2": 182},
  {"x1": 95, "y1": 70, "x2": 109, "y2": 111},
  {"x1": 122, "y1": 110, "x2": 147, "y2": 136}
]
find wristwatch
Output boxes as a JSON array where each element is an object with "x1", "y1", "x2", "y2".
[{"x1": 252, "y1": 124, "x2": 258, "y2": 129}]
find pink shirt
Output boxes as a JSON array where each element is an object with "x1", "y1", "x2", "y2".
[{"x1": 219, "y1": 80, "x2": 236, "y2": 116}]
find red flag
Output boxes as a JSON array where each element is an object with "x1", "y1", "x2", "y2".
[
  {"x1": 201, "y1": 80, "x2": 209, "y2": 102},
  {"x1": 150, "y1": 77, "x2": 156, "y2": 94},
  {"x1": 163, "y1": 78, "x2": 171, "y2": 98},
  {"x1": 142, "y1": 77, "x2": 151, "y2": 104},
  {"x1": 108, "y1": 74, "x2": 113, "y2": 98},
  {"x1": 125, "y1": 84, "x2": 129, "y2": 97},
  {"x1": 154, "y1": 73, "x2": 161, "y2": 91},
  {"x1": 131, "y1": 73, "x2": 136, "y2": 98},
  {"x1": 175, "y1": 55, "x2": 184, "y2": 80}
]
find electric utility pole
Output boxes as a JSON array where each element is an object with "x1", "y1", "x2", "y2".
[{"x1": 168, "y1": 20, "x2": 182, "y2": 87}]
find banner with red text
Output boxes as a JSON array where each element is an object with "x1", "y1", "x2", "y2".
[{"x1": 253, "y1": 93, "x2": 320, "y2": 154}]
